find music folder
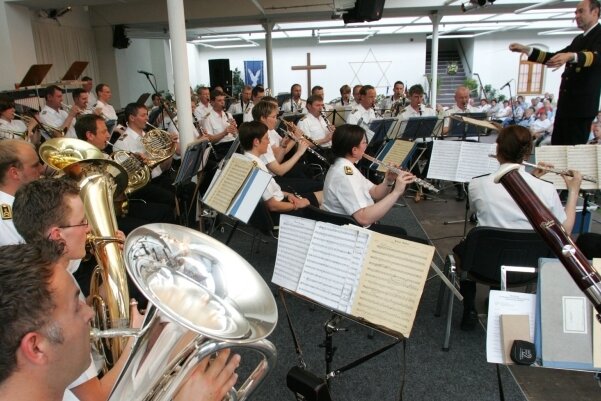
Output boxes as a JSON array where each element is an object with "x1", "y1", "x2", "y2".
[
  {"x1": 202, "y1": 153, "x2": 271, "y2": 223},
  {"x1": 273, "y1": 215, "x2": 435, "y2": 337},
  {"x1": 370, "y1": 139, "x2": 417, "y2": 171},
  {"x1": 447, "y1": 112, "x2": 491, "y2": 138},
  {"x1": 60, "y1": 61, "x2": 88, "y2": 82}
]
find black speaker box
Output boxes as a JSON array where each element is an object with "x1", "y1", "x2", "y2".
[
  {"x1": 343, "y1": 0, "x2": 385, "y2": 23},
  {"x1": 113, "y1": 25, "x2": 130, "y2": 49},
  {"x1": 208, "y1": 59, "x2": 232, "y2": 95}
]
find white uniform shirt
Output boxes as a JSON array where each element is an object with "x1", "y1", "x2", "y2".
[
  {"x1": 202, "y1": 109, "x2": 235, "y2": 144},
  {"x1": 281, "y1": 98, "x2": 306, "y2": 113},
  {"x1": 193, "y1": 102, "x2": 213, "y2": 122},
  {"x1": 347, "y1": 104, "x2": 377, "y2": 126},
  {"x1": 95, "y1": 100, "x2": 117, "y2": 120},
  {"x1": 0, "y1": 191, "x2": 24, "y2": 246},
  {"x1": 260, "y1": 129, "x2": 282, "y2": 169},
  {"x1": 443, "y1": 104, "x2": 479, "y2": 130},
  {"x1": 469, "y1": 165, "x2": 566, "y2": 229},
  {"x1": 322, "y1": 158, "x2": 374, "y2": 217},
  {"x1": 0, "y1": 118, "x2": 27, "y2": 140},
  {"x1": 243, "y1": 152, "x2": 284, "y2": 201},
  {"x1": 398, "y1": 105, "x2": 437, "y2": 120},
  {"x1": 242, "y1": 103, "x2": 255, "y2": 123},
  {"x1": 112, "y1": 127, "x2": 162, "y2": 178},
  {"x1": 297, "y1": 113, "x2": 331, "y2": 146},
  {"x1": 228, "y1": 100, "x2": 252, "y2": 115},
  {"x1": 86, "y1": 91, "x2": 97, "y2": 111},
  {"x1": 40, "y1": 105, "x2": 76, "y2": 138}
]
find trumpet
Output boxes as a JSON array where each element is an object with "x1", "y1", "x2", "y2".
[
  {"x1": 280, "y1": 123, "x2": 330, "y2": 166},
  {"x1": 61, "y1": 102, "x2": 83, "y2": 116},
  {"x1": 362, "y1": 154, "x2": 440, "y2": 193},
  {"x1": 487, "y1": 155, "x2": 598, "y2": 183}
]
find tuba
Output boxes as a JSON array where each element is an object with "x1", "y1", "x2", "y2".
[
  {"x1": 40, "y1": 138, "x2": 131, "y2": 369},
  {"x1": 93, "y1": 223, "x2": 278, "y2": 401}
]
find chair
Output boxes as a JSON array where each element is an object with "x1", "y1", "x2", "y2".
[
  {"x1": 302, "y1": 205, "x2": 360, "y2": 226},
  {"x1": 434, "y1": 226, "x2": 553, "y2": 351}
]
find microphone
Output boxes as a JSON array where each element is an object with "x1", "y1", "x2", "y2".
[
  {"x1": 137, "y1": 70, "x2": 154, "y2": 76},
  {"x1": 500, "y1": 79, "x2": 513, "y2": 90}
]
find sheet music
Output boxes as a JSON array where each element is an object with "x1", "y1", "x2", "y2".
[
  {"x1": 427, "y1": 141, "x2": 462, "y2": 181},
  {"x1": 202, "y1": 154, "x2": 253, "y2": 213},
  {"x1": 455, "y1": 142, "x2": 498, "y2": 182},
  {"x1": 378, "y1": 140, "x2": 415, "y2": 173},
  {"x1": 272, "y1": 215, "x2": 317, "y2": 290},
  {"x1": 297, "y1": 222, "x2": 370, "y2": 313},
  {"x1": 351, "y1": 234, "x2": 435, "y2": 337},
  {"x1": 535, "y1": 146, "x2": 569, "y2": 189},
  {"x1": 568, "y1": 145, "x2": 598, "y2": 191},
  {"x1": 486, "y1": 290, "x2": 536, "y2": 364}
]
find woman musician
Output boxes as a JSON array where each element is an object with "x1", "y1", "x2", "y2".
[
  {"x1": 322, "y1": 124, "x2": 414, "y2": 237},
  {"x1": 455, "y1": 125, "x2": 582, "y2": 331}
]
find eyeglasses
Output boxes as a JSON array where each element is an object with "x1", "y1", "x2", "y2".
[{"x1": 59, "y1": 219, "x2": 89, "y2": 229}]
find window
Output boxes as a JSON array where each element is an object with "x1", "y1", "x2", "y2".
[{"x1": 517, "y1": 53, "x2": 544, "y2": 95}]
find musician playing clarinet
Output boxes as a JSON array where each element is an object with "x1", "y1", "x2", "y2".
[
  {"x1": 456, "y1": 125, "x2": 583, "y2": 331},
  {"x1": 322, "y1": 124, "x2": 414, "y2": 237}
]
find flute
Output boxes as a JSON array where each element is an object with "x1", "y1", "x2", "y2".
[
  {"x1": 282, "y1": 130, "x2": 330, "y2": 166},
  {"x1": 362, "y1": 154, "x2": 440, "y2": 193},
  {"x1": 487, "y1": 154, "x2": 597, "y2": 183}
]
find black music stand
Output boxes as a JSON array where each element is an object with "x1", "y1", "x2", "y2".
[
  {"x1": 17, "y1": 64, "x2": 53, "y2": 110},
  {"x1": 446, "y1": 112, "x2": 490, "y2": 140},
  {"x1": 137, "y1": 92, "x2": 151, "y2": 105},
  {"x1": 366, "y1": 118, "x2": 396, "y2": 154},
  {"x1": 398, "y1": 116, "x2": 438, "y2": 142},
  {"x1": 174, "y1": 141, "x2": 211, "y2": 228},
  {"x1": 61, "y1": 61, "x2": 88, "y2": 81}
]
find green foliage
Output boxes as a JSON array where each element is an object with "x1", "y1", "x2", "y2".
[
  {"x1": 483, "y1": 84, "x2": 506, "y2": 102},
  {"x1": 232, "y1": 68, "x2": 244, "y2": 98}
]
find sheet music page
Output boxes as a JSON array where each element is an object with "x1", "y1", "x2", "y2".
[
  {"x1": 456, "y1": 142, "x2": 499, "y2": 182},
  {"x1": 427, "y1": 140, "x2": 462, "y2": 181},
  {"x1": 567, "y1": 145, "x2": 599, "y2": 191},
  {"x1": 202, "y1": 154, "x2": 253, "y2": 213},
  {"x1": 351, "y1": 234, "x2": 435, "y2": 337},
  {"x1": 379, "y1": 140, "x2": 415, "y2": 173},
  {"x1": 297, "y1": 222, "x2": 370, "y2": 312},
  {"x1": 486, "y1": 290, "x2": 536, "y2": 364},
  {"x1": 272, "y1": 215, "x2": 316, "y2": 291},
  {"x1": 535, "y1": 146, "x2": 568, "y2": 189}
]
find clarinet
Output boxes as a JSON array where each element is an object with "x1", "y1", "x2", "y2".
[
  {"x1": 282, "y1": 130, "x2": 330, "y2": 166},
  {"x1": 494, "y1": 163, "x2": 601, "y2": 321},
  {"x1": 192, "y1": 113, "x2": 217, "y2": 159}
]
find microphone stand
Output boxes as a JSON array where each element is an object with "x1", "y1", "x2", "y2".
[
  {"x1": 503, "y1": 80, "x2": 517, "y2": 125},
  {"x1": 140, "y1": 72, "x2": 180, "y2": 136}
]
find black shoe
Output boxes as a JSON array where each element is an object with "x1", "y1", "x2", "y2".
[{"x1": 460, "y1": 309, "x2": 478, "y2": 331}]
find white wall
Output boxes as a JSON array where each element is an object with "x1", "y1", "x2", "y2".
[
  {"x1": 0, "y1": 2, "x2": 37, "y2": 90},
  {"x1": 188, "y1": 34, "x2": 428, "y2": 102},
  {"x1": 472, "y1": 31, "x2": 572, "y2": 102}
]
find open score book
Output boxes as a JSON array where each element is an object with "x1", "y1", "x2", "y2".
[{"x1": 272, "y1": 215, "x2": 435, "y2": 337}]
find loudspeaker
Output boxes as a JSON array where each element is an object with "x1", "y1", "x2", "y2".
[
  {"x1": 343, "y1": 0, "x2": 385, "y2": 23},
  {"x1": 113, "y1": 25, "x2": 130, "y2": 49},
  {"x1": 208, "y1": 59, "x2": 232, "y2": 95}
]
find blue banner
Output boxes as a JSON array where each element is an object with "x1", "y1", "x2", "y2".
[{"x1": 244, "y1": 60, "x2": 264, "y2": 87}]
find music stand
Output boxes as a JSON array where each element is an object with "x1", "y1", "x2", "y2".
[
  {"x1": 446, "y1": 112, "x2": 492, "y2": 140},
  {"x1": 174, "y1": 141, "x2": 211, "y2": 228},
  {"x1": 137, "y1": 92, "x2": 151, "y2": 105},
  {"x1": 398, "y1": 116, "x2": 438, "y2": 141},
  {"x1": 17, "y1": 64, "x2": 53, "y2": 110},
  {"x1": 366, "y1": 118, "x2": 396, "y2": 154},
  {"x1": 60, "y1": 61, "x2": 88, "y2": 82}
]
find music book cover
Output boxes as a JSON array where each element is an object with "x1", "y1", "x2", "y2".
[
  {"x1": 536, "y1": 258, "x2": 598, "y2": 371},
  {"x1": 535, "y1": 145, "x2": 601, "y2": 190},
  {"x1": 427, "y1": 140, "x2": 499, "y2": 183},
  {"x1": 202, "y1": 153, "x2": 270, "y2": 223},
  {"x1": 272, "y1": 215, "x2": 435, "y2": 337},
  {"x1": 372, "y1": 139, "x2": 416, "y2": 172}
]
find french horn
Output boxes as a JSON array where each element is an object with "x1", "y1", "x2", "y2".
[
  {"x1": 94, "y1": 223, "x2": 278, "y2": 401},
  {"x1": 39, "y1": 137, "x2": 132, "y2": 369}
]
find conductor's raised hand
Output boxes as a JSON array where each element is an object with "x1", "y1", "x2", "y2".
[
  {"x1": 174, "y1": 349, "x2": 241, "y2": 401},
  {"x1": 509, "y1": 43, "x2": 529, "y2": 54}
]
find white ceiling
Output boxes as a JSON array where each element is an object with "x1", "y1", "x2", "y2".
[{"x1": 8, "y1": 0, "x2": 582, "y2": 41}]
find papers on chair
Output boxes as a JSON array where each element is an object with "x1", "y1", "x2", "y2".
[
  {"x1": 427, "y1": 140, "x2": 499, "y2": 183},
  {"x1": 202, "y1": 153, "x2": 271, "y2": 223},
  {"x1": 273, "y1": 215, "x2": 435, "y2": 337},
  {"x1": 486, "y1": 290, "x2": 536, "y2": 364},
  {"x1": 535, "y1": 145, "x2": 601, "y2": 190}
]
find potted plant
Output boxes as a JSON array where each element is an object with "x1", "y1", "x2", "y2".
[{"x1": 447, "y1": 61, "x2": 458, "y2": 75}]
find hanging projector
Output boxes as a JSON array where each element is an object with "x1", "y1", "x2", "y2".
[{"x1": 461, "y1": 0, "x2": 495, "y2": 13}]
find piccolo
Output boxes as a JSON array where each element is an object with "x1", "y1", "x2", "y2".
[
  {"x1": 282, "y1": 130, "x2": 330, "y2": 166},
  {"x1": 488, "y1": 154, "x2": 597, "y2": 183},
  {"x1": 362, "y1": 154, "x2": 440, "y2": 193}
]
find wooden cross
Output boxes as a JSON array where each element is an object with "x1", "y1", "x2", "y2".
[{"x1": 291, "y1": 53, "x2": 327, "y2": 97}]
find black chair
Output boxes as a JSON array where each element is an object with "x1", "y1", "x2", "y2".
[
  {"x1": 302, "y1": 205, "x2": 359, "y2": 226},
  {"x1": 435, "y1": 226, "x2": 553, "y2": 351}
]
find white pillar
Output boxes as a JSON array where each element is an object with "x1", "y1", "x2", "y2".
[
  {"x1": 429, "y1": 12, "x2": 440, "y2": 107},
  {"x1": 263, "y1": 22, "x2": 274, "y2": 92},
  {"x1": 166, "y1": 0, "x2": 194, "y2": 149}
]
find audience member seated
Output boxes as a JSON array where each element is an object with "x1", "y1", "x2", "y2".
[{"x1": 530, "y1": 110, "x2": 553, "y2": 146}]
